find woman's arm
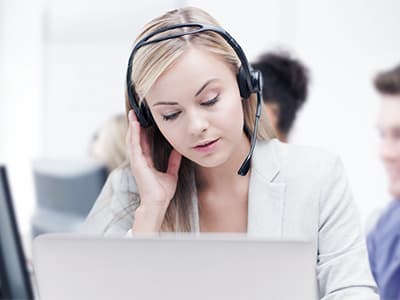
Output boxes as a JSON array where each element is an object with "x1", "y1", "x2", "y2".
[{"x1": 80, "y1": 166, "x2": 139, "y2": 236}]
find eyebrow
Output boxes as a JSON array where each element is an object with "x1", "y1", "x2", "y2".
[
  {"x1": 152, "y1": 101, "x2": 179, "y2": 107},
  {"x1": 195, "y1": 78, "x2": 218, "y2": 97},
  {"x1": 152, "y1": 78, "x2": 218, "y2": 107}
]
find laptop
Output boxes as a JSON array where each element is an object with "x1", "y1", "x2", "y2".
[
  {"x1": 0, "y1": 165, "x2": 34, "y2": 300},
  {"x1": 33, "y1": 233, "x2": 318, "y2": 300}
]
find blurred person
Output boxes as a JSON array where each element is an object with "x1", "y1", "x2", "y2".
[
  {"x1": 82, "y1": 7, "x2": 378, "y2": 299},
  {"x1": 90, "y1": 114, "x2": 128, "y2": 173},
  {"x1": 252, "y1": 51, "x2": 309, "y2": 142},
  {"x1": 367, "y1": 63, "x2": 400, "y2": 300}
]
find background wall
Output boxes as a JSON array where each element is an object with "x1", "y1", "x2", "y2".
[
  {"x1": 0, "y1": 0, "x2": 43, "y2": 234},
  {"x1": 1, "y1": 0, "x2": 399, "y2": 235}
]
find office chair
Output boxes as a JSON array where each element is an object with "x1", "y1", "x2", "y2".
[{"x1": 31, "y1": 159, "x2": 107, "y2": 237}]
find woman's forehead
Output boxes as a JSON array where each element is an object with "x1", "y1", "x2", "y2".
[{"x1": 146, "y1": 48, "x2": 235, "y2": 103}]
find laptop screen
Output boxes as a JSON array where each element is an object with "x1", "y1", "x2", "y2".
[{"x1": 0, "y1": 165, "x2": 33, "y2": 299}]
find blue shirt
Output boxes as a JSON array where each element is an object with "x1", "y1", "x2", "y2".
[{"x1": 367, "y1": 200, "x2": 400, "y2": 300}]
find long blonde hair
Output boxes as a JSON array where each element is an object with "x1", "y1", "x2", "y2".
[
  {"x1": 91, "y1": 114, "x2": 128, "y2": 173},
  {"x1": 125, "y1": 7, "x2": 275, "y2": 231}
]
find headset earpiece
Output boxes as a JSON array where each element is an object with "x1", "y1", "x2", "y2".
[
  {"x1": 138, "y1": 101, "x2": 154, "y2": 128},
  {"x1": 251, "y1": 70, "x2": 262, "y2": 94},
  {"x1": 127, "y1": 85, "x2": 154, "y2": 128},
  {"x1": 237, "y1": 67, "x2": 262, "y2": 100},
  {"x1": 237, "y1": 66, "x2": 251, "y2": 99}
]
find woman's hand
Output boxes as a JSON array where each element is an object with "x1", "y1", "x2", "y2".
[{"x1": 126, "y1": 110, "x2": 182, "y2": 232}]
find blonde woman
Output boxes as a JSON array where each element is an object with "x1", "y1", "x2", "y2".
[
  {"x1": 82, "y1": 7, "x2": 378, "y2": 299},
  {"x1": 90, "y1": 114, "x2": 128, "y2": 173}
]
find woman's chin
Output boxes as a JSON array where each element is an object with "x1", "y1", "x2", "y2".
[{"x1": 188, "y1": 154, "x2": 228, "y2": 169}]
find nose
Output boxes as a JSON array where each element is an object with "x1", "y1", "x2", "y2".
[{"x1": 187, "y1": 109, "x2": 209, "y2": 136}]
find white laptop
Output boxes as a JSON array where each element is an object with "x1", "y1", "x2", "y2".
[{"x1": 33, "y1": 234, "x2": 318, "y2": 300}]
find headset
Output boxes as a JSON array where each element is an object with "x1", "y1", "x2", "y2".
[{"x1": 126, "y1": 23, "x2": 262, "y2": 176}]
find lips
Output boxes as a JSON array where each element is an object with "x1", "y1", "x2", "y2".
[{"x1": 194, "y1": 138, "x2": 219, "y2": 148}]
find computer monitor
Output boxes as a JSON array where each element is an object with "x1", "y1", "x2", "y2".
[{"x1": 0, "y1": 165, "x2": 34, "y2": 299}]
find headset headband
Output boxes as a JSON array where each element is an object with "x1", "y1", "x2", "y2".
[{"x1": 127, "y1": 24, "x2": 252, "y2": 89}]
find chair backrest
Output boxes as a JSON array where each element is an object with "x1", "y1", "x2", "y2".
[{"x1": 31, "y1": 159, "x2": 107, "y2": 236}]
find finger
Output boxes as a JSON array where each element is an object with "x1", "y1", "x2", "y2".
[
  {"x1": 140, "y1": 126, "x2": 154, "y2": 168},
  {"x1": 126, "y1": 110, "x2": 148, "y2": 170},
  {"x1": 166, "y1": 149, "x2": 182, "y2": 177}
]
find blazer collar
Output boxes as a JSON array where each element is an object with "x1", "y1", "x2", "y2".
[{"x1": 247, "y1": 139, "x2": 286, "y2": 237}]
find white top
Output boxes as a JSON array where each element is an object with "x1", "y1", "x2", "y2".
[{"x1": 81, "y1": 138, "x2": 378, "y2": 299}]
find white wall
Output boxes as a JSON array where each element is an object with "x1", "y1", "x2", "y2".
[
  {"x1": 0, "y1": 0, "x2": 43, "y2": 233},
  {"x1": 0, "y1": 0, "x2": 4, "y2": 159},
  {"x1": 1, "y1": 0, "x2": 399, "y2": 234}
]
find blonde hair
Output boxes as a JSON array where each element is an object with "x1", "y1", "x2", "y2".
[
  {"x1": 125, "y1": 7, "x2": 275, "y2": 231},
  {"x1": 91, "y1": 114, "x2": 128, "y2": 173}
]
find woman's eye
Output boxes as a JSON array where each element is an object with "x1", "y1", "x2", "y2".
[
  {"x1": 162, "y1": 112, "x2": 180, "y2": 121},
  {"x1": 202, "y1": 96, "x2": 219, "y2": 106}
]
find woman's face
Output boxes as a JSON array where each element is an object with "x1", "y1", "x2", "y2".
[{"x1": 145, "y1": 47, "x2": 247, "y2": 168}]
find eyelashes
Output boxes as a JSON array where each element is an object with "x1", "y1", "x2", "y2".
[
  {"x1": 162, "y1": 112, "x2": 180, "y2": 121},
  {"x1": 161, "y1": 96, "x2": 219, "y2": 121},
  {"x1": 202, "y1": 96, "x2": 219, "y2": 106}
]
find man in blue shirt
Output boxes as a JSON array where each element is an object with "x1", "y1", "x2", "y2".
[{"x1": 367, "y1": 63, "x2": 400, "y2": 300}]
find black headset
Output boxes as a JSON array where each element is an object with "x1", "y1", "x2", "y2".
[{"x1": 126, "y1": 23, "x2": 262, "y2": 176}]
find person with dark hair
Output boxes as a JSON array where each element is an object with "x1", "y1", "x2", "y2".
[
  {"x1": 367, "y1": 63, "x2": 400, "y2": 300},
  {"x1": 252, "y1": 51, "x2": 309, "y2": 142}
]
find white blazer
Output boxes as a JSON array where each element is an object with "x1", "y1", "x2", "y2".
[{"x1": 82, "y1": 139, "x2": 379, "y2": 299}]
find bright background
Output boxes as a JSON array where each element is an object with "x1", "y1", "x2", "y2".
[{"x1": 1, "y1": 0, "x2": 399, "y2": 237}]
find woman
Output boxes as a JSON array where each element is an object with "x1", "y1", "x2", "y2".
[
  {"x1": 82, "y1": 6, "x2": 378, "y2": 299},
  {"x1": 90, "y1": 114, "x2": 128, "y2": 174}
]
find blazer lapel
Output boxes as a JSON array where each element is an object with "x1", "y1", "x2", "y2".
[{"x1": 247, "y1": 139, "x2": 286, "y2": 237}]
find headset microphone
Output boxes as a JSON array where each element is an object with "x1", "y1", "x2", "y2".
[
  {"x1": 237, "y1": 71, "x2": 262, "y2": 176},
  {"x1": 126, "y1": 23, "x2": 263, "y2": 176}
]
